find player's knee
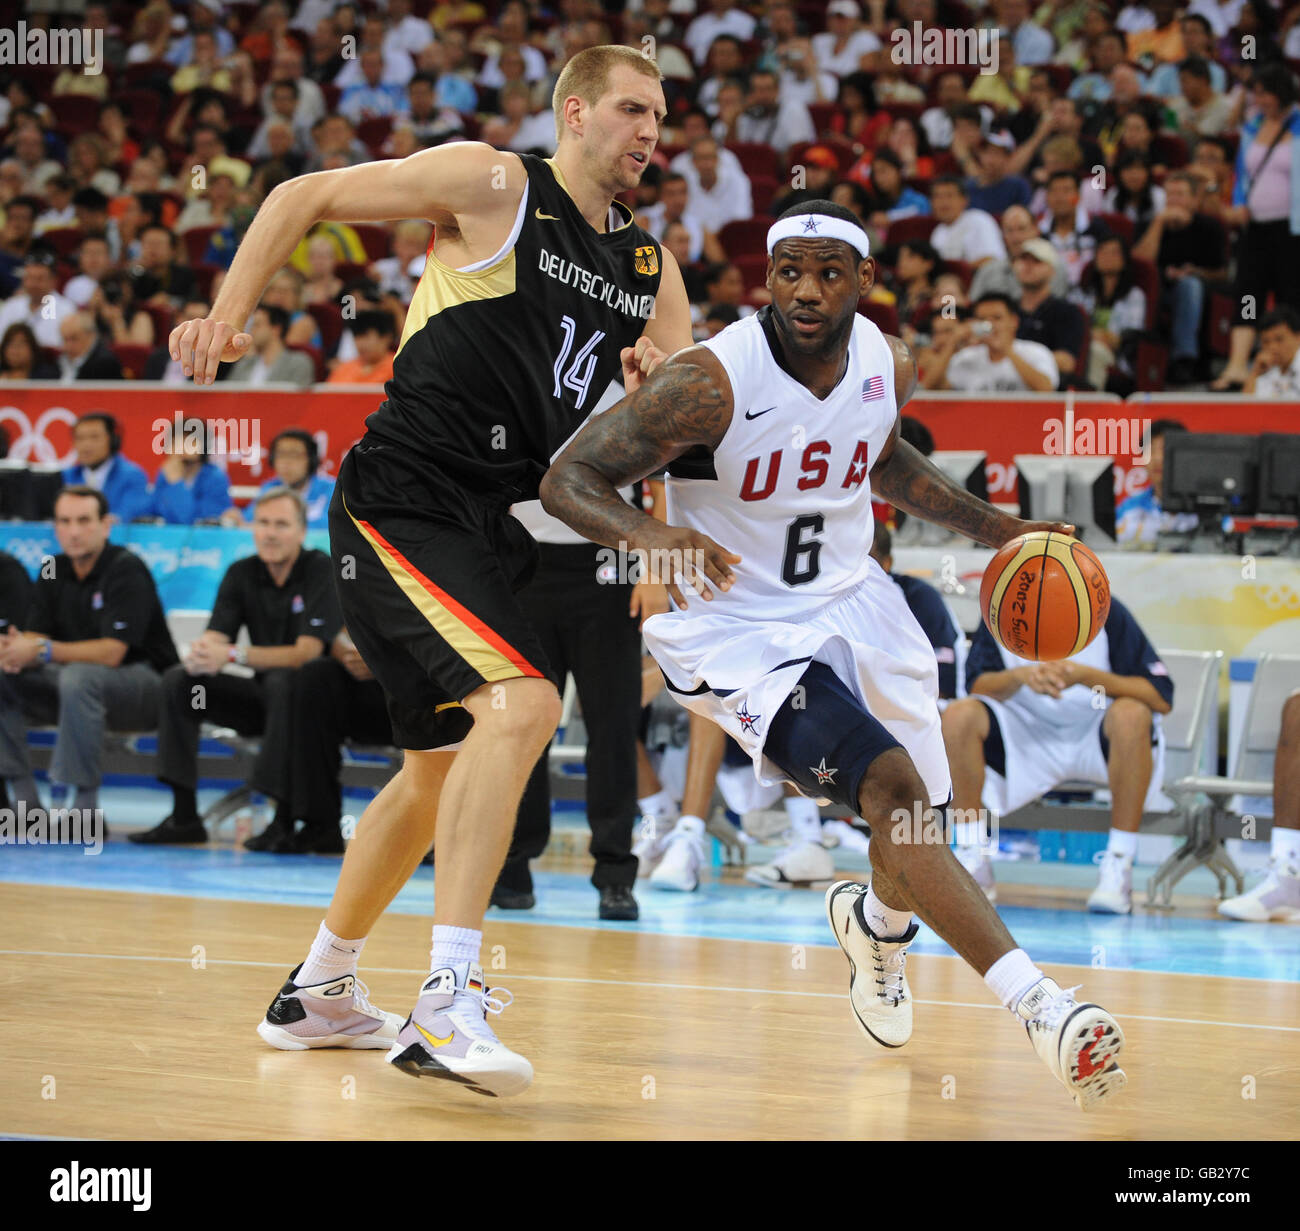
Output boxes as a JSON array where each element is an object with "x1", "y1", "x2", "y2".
[
  {"x1": 1107, "y1": 697, "x2": 1152, "y2": 745},
  {"x1": 855, "y1": 747, "x2": 929, "y2": 839},
  {"x1": 1281, "y1": 691, "x2": 1300, "y2": 737},
  {"x1": 941, "y1": 697, "x2": 987, "y2": 746},
  {"x1": 463, "y1": 676, "x2": 561, "y2": 743}
]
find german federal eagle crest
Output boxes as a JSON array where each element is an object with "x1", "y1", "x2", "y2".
[{"x1": 634, "y1": 245, "x2": 659, "y2": 277}]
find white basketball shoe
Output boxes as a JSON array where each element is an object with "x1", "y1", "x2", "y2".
[
  {"x1": 1218, "y1": 855, "x2": 1300, "y2": 922},
  {"x1": 746, "y1": 839, "x2": 836, "y2": 888},
  {"x1": 1016, "y1": 977, "x2": 1127, "y2": 1110},
  {"x1": 1087, "y1": 851, "x2": 1133, "y2": 915},
  {"x1": 955, "y1": 844, "x2": 998, "y2": 903},
  {"x1": 649, "y1": 815, "x2": 708, "y2": 891}
]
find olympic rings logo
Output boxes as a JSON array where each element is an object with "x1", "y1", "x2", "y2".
[{"x1": 0, "y1": 405, "x2": 79, "y2": 465}]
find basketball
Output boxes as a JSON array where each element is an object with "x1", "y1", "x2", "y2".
[{"x1": 980, "y1": 531, "x2": 1110, "y2": 661}]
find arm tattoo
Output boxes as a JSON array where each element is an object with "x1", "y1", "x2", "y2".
[
  {"x1": 540, "y1": 357, "x2": 732, "y2": 550},
  {"x1": 887, "y1": 333, "x2": 918, "y2": 409},
  {"x1": 873, "y1": 440, "x2": 1018, "y2": 548}
]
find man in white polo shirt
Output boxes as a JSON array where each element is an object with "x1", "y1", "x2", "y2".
[
  {"x1": 1244, "y1": 307, "x2": 1300, "y2": 398},
  {"x1": 928, "y1": 291, "x2": 1059, "y2": 392},
  {"x1": 929, "y1": 176, "x2": 1007, "y2": 268}
]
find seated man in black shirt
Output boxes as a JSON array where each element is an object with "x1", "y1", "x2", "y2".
[
  {"x1": 1132, "y1": 170, "x2": 1228, "y2": 385},
  {"x1": 1014, "y1": 237, "x2": 1085, "y2": 387},
  {"x1": 0, "y1": 487, "x2": 178, "y2": 827},
  {"x1": 131, "y1": 487, "x2": 342, "y2": 845}
]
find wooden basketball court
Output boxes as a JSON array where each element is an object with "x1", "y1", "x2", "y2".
[{"x1": 3, "y1": 878, "x2": 1297, "y2": 1141}]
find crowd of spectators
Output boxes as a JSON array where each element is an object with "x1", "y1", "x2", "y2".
[{"x1": 1, "y1": 0, "x2": 1299, "y2": 403}]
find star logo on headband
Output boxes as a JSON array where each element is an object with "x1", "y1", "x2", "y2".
[{"x1": 802, "y1": 217, "x2": 820, "y2": 233}]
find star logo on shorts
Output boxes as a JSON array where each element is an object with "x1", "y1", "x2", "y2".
[
  {"x1": 737, "y1": 704, "x2": 761, "y2": 734},
  {"x1": 811, "y1": 757, "x2": 837, "y2": 785},
  {"x1": 802, "y1": 217, "x2": 820, "y2": 233}
]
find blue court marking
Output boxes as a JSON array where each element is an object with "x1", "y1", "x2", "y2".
[{"x1": 3, "y1": 840, "x2": 1297, "y2": 983}]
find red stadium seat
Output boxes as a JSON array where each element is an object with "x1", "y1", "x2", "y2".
[
  {"x1": 42, "y1": 228, "x2": 85, "y2": 259},
  {"x1": 289, "y1": 343, "x2": 326, "y2": 384},
  {"x1": 320, "y1": 84, "x2": 341, "y2": 112},
  {"x1": 118, "y1": 89, "x2": 166, "y2": 138},
  {"x1": 886, "y1": 215, "x2": 938, "y2": 247},
  {"x1": 1151, "y1": 133, "x2": 1189, "y2": 169},
  {"x1": 857, "y1": 299, "x2": 899, "y2": 334},
  {"x1": 1094, "y1": 212, "x2": 1135, "y2": 245},
  {"x1": 112, "y1": 344, "x2": 153, "y2": 380},
  {"x1": 306, "y1": 302, "x2": 345, "y2": 358},
  {"x1": 725, "y1": 142, "x2": 780, "y2": 178},
  {"x1": 735, "y1": 253, "x2": 770, "y2": 294},
  {"x1": 1128, "y1": 256, "x2": 1161, "y2": 331},
  {"x1": 1207, "y1": 291, "x2": 1236, "y2": 357},
  {"x1": 50, "y1": 95, "x2": 101, "y2": 135},
  {"x1": 717, "y1": 216, "x2": 776, "y2": 260},
  {"x1": 942, "y1": 258, "x2": 975, "y2": 292},
  {"x1": 123, "y1": 61, "x2": 170, "y2": 88},
  {"x1": 749, "y1": 174, "x2": 780, "y2": 214},
  {"x1": 336, "y1": 262, "x2": 372, "y2": 285},
  {"x1": 190, "y1": 263, "x2": 222, "y2": 301},
  {"x1": 808, "y1": 102, "x2": 843, "y2": 137},
  {"x1": 356, "y1": 116, "x2": 394, "y2": 154},
  {"x1": 1134, "y1": 340, "x2": 1168, "y2": 392},
  {"x1": 139, "y1": 301, "x2": 175, "y2": 344},
  {"x1": 350, "y1": 224, "x2": 392, "y2": 262},
  {"x1": 1067, "y1": 305, "x2": 1092, "y2": 390},
  {"x1": 183, "y1": 226, "x2": 221, "y2": 267}
]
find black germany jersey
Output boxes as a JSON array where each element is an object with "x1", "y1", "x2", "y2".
[{"x1": 363, "y1": 153, "x2": 663, "y2": 502}]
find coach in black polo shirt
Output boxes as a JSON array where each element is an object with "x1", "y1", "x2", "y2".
[
  {"x1": 131, "y1": 487, "x2": 342, "y2": 845},
  {"x1": 0, "y1": 487, "x2": 178, "y2": 824},
  {"x1": 0, "y1": 549, "x2": 32, "y2": 635}
]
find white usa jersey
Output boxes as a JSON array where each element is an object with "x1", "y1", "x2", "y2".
[{"x1": 664, "y1": 308, "x2": 898, "y2": 620}]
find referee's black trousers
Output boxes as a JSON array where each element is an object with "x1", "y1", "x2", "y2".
[
  {"x1": 288, "y1": 656, "x2": 392, "y2": 834},
  {"x1": 498, "y1": 543, "x2": 642, "y2": 893}
]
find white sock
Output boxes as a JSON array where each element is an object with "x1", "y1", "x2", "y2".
[
  {"x1": 1106, "y1": 828, "x2": 1138, "y2": 861},
  {"x1": 984, "y1": 948, "x2": 1045, "y2": 1012},
  {"x1": 863, "y1": 882, "x2": 912, "y2": 940},
  {"x1": 953, "y1": 818, "x2": 984, "y2": 848},
  {"x1": 296, "y1": 921, "x2": 365, "y2": 986},
  {"x1": 1272, "y1": 827, "x2": 1300, "y2": 870},
  {"x1": 676, "y1": 814, "x2": 706, "y2": 834},
  {"x1": 638, "y1": 789, "x2": 675, "y2": 817},
  {"x1": 783, "y1": 794, "x2": 822, "y2": 843},
  {"x1": 430, "y1": 924, "x2": 481, "y2": 970}
]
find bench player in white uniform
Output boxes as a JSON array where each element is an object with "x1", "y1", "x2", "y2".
[
  {"x1": 942, "y1": 597, "x2": 1174, "y2": 915},
  {"x1": 541, "y1": 200, "x2": 1128, "y2": 1110}
]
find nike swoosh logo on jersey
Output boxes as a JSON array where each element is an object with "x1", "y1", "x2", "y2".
[
  {"x1": 413, "y1": 1020, "x2": 455, "y2": 1049},
  {"x1": 745, "y1": 406, "x2": 777, "y2": 420},
  {"x1": 535, "y1": 208, "x2": 560, "y2": 221}
]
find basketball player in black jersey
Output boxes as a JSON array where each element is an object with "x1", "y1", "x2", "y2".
[{"x1": 170, "y1": 46, "x2": 694, "y2": 1097}]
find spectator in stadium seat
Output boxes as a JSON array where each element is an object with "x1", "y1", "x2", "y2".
[
  {"x1": 147, "y1": 418, "x2": 234, "y2": 526},
  {"x1": 1068, "y1": 30, "x2": 1135, "y2": 104},
  {"x1": 175, "y1": 171, "x2": 238, "y2": 236},
  {"x1": 263, "y1": 42, "x2": 328, "y2": 128},
  {"x1": 679, "y1": 135, "x2": 753, "y2": 233},
  {"x1": 1011, "y1": 97, "x2": 1106, "y2": 184},
  {"x1": 33, "y1": 174, "x2": 78, "y2": 236},
  {"x1": 685, "y1": 0, "x2": 757, "y2": 67},
  {"x1": 694, "y1": 34, "x2": 746, "y2": 117},
  {"x1": 1244, "y1": 306, "x2": 1300, "y2": 397},
  {"x1": 59, "y1": 236, "x2": 110, "y2": 312},
  {"x1": 0, "y1": 247, "x2": 74, "y2": 349},
  {"x1": 813, "y1": 1, "x2": 882, "y2": 78},
  {"x1": 971, "y1": 204, "x2": 1072, "y2": 301},
  {"x1": 893, "y1": 238, "x2": 940, "y2": 329},
  {"x1": 924, "y1": 290, "x2": 1059, "y2": 391},
  {"x1": 1169, "y1": 57, "x2": 1235, "y2": 139},
  {"x1": 830, "y1": 70, "x2": 891, "y2": 151},
  {"x1": 1188, "y1": 135, "x2": 1234, "y2": 218},
  {"x1": 929, "y1": 176, "x2": 1007, "y2": 267},
  {"x1": 772, "y1": 146, "x2": 841, "y2": 214},
  {"x1": 1070, "y1": 233, "x2": 1148, "y2": 390},
  {"x1": 143, "y1": 300, "x2": 211, "y2": 383},
  {"x1": 300, "y1": 236, "x2": 345, "y2": 307},
  {"x1": 130, "y1": 226, "x2": 195, "y2": 309},
  {"x1": 328, "y1": 310, "x2": 397, "y2": 385},
  {"x1": 775, "y1": 38, "x2": 838, "y2": 107},
  {"x1": 0, "y1": 486, "x2": 179, "y2": 827},
  {"x1": 944, "y1": 596, "x2": 1173, "y2": 914},
  {"x1": 696, "y1": 262, "x2": 757, "y2": 330},
  {"x1": 923, "y1": 73, "x2": 989, "y2": 152},
  {"x1": 227, "y1": 305, "x2": 316, "y2": 389},
  {"x1": 0, "y1": 194, "x2": 39, "y2": 294},
  {"x1": 62, "y1": 413, "x2": 151, "y2": 524},
  {"x1": 1133, "y1": 169, "x2": 1228, "y2": 384},
  {"x1": 1103, "y1": 150, "x2": 1167, "y2": 232},
  {"x1": 9, "y1": 125, "x2": 61, "y2": 194},
  {"x1": 637, "y1": 172, "x2": 724, "y2": 265},
  {"x1": 246, "y1": 428, "x2": 335, "y2": 532},
  {"x1": 247, "y1": 81, "x2": 313, "y2": 164},
  {"x1": 481, "y1": 82, "x2": 557, "y2": 154},
  {"x1": 370, "y1": 220, "x2": 432, "y2": 302},
  {"x1": 133, "y1": 487, "x2": 342, "y2": 846},
  {"x1": 340, "y1": 48, "x2": 412, "y2": 123},
  {"x1": 967, "y1": 129, "x2": 1034, "y2": 215},
  {"x1": 1116, "y1": 419, "x2": 1198, "y2": 544},
  {"x1": 170, "y1": 30, "x2": 232, "y2": 95},
  {"x1": 998, "y1": 0, "x2": 1056, "y2": 64},
  {"x1": 1087, "y1": 64, "x2": 1159, "y2": 160},
  {"x1": 57, "y1": 312, "x2": 122, "y2": 383},
  {"x1": 733, "y1": 68, "x2": 815, "y2": 153},
  {"x1": 1012, "y1": 238, "x2": 1082, "y2": 382},
  {"x1": 90, "y1": 273, "x2": 156, "y2": 348},
  {"x1": 1148, "y1": 16, "x2": 1228, "y2": 97},
  {"x1": 1126, "y1": 0, "x2": 1185, "y2": 63},
  {"x1": 0, "y1": 322, "x2": 57, "y2": 380},
  {"x1": 336, "y1": 13, "x2": 417, "y2": 88},
  {"x1": 1042, "y1": 170, "x2": 1110, "y2": 286}
]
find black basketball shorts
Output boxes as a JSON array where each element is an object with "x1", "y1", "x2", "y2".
[{"x1": 328, "y1": 439, "x2": 553, "y2": 750}]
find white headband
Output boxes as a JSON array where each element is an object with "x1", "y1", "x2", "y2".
[{"x1": 766, "y1": 214, "x2": 871, "y2": 261}]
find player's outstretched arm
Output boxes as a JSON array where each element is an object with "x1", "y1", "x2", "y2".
[
  {"x1": 873, "y1": 335, "x2": 1075, "y2": 548},
  {"x1": 541, "y1": 348, "x2": 742, "y2": 606},
  {"x1": 171, "y1": 144, "x2": 523, "y2": 384}
]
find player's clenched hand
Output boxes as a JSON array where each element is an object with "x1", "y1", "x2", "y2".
[
  {"x1": 637, "y1": 525, "x2": 741, "y2": 609},
  {"x1": 621, "y1": 336, "x2": 669, "y2": 394},
  {"x1": 1020, "y1": 663, "x2": 1067, "y2": 698},
  {"x1": 170, "y1": 315, "x2": 252, "y2": 385}
]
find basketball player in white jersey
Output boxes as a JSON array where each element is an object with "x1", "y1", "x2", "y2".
[{"x1": 541, "y1": 201, "x2": 1128, "y2": 1110}]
